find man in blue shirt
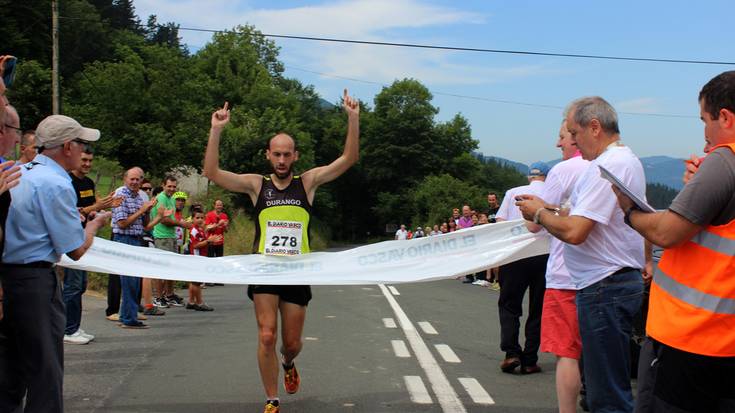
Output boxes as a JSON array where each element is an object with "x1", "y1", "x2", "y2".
[
  {"x1": 0, "y1": 114, "x2": 109, "y2": 413},
  {"x1": 111, "y1": 167, "x2": 157, "y2": 329}
]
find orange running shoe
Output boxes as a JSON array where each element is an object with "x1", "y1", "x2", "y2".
[
  {"x1": 283, "y1": 362, "x2": 300, "y2": 394},
  {"x1": 263, "y1": 400, "x2": 279, "y2": 413}
]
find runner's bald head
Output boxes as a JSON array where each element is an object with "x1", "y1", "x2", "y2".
[{"x1": 268, "y1": 133, "x2": 296, "y2": 151}]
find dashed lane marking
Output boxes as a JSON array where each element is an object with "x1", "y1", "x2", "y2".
[
  {"x1": 434, "y1": 344, "x2": 461, "y2": 363},
  {"x1": 404, "y1": 376, "x2": 433, "y2": 404},
  {"x1": 379, "y1": 284, "x2": 466, "y2": 412},
  {"x1": 458, "y1": 378, "x2": 495, "y2": 405},
  {"x1": 388, "y1": 285, "x2": 400, "y2": 295},
  {"x1": 383, "y1": 318, "x2": 397, "y2": 328},
  {"x1": 392, "y1": 340, "x2": 411, "y2": 358},
  {"x1": 418, "y1": 321, "x2": 438, "y2": 335}
]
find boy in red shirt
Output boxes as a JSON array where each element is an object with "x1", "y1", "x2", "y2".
[{"x1": 187, "y1": 210, "x2": 222, "y2": 311}]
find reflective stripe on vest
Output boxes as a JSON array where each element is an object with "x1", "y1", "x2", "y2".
[
  {"x1": 653, "y1": 266, "x2": 735, "y2": 315},
  {"x1": 692, "y1": 230, "x2": 735, "y2": 257},
  {"x1": 647, "y1": 142, "x2": 735, "y2": 356}
]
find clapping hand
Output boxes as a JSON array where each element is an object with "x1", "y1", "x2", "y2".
[
  {"x1": 0, "y1": 161, "x2": 21, "y2": 195},
  {"x1": 142, "y1": 198, "x2": 158, "y2": 212}
]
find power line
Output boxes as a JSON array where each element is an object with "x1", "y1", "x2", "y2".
[
  {"x1": 286, "y1": 66, "x2": 697, "y2": 119},
  {"x1": 57, "y1": 17, "x2": 735, "y2": 66},
  {"x1": 175, "y1": 26, "x2": 733, "y2": 66},
  {"x1": 53, "y1": 16, "x2": 700, "y2": 118}
]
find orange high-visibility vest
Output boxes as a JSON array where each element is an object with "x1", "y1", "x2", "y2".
[{"x1": 647, "y1": 143, "x2": 735, "y2": 357}]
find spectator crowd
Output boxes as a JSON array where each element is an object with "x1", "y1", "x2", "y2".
[{"x1": 1, "y1": 50, "x2": 734, "y2": 413}]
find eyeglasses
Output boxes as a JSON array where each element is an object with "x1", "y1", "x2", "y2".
[{"x1": 3, "y1": 123, "x2": 21, "y2": 137}]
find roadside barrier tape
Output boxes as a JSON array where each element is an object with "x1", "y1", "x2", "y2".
[{"x1": 59, "y1": 220, "x2": 549, "y2": 285}]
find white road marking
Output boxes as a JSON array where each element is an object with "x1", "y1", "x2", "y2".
[
  {"x1": 418, "y1": 321, "x2": 438, "y2": 335},
  {"x1": 388, "y1": 285, "x2": 400, "y2": 295},
  {"x1": 404, "y1": 376, "x2": 433, "y2": 404},
  {"x1": 392, "y1": 340, "x2": 411, "y2": 358},
  {"x1": 379, "y1": 284, "x2": 466, "y2": 412},
  {"x1": 458, "y1": 378, "x2": 495, "y2": 405},
  {"x1": 434, "y1": 344, "x2": 461, "y2": 363},
  {"x1": 383, "y1": 318, "x2": 397, "y2": 328},
  {"x1": 304, "y1": 337, "x2": 319, "y2": 341}
]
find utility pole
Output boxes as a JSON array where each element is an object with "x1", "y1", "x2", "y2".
[{"x1": 51, "y1": 0, "x2": 60, "y2": 114}]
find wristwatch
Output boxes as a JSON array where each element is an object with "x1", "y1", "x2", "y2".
[
  {"x1": 624, "y1": 204, "x2": 641, "y2": 227},
  {"x1": 533, "y1": 207, "x2": 560, "y2": 225}
]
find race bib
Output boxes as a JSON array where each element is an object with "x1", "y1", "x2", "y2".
[{"x1": 264, "y1": 220, "x2": 303, "y2": 255}]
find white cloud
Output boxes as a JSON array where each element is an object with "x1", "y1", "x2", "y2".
[
  {"x1": 615, "y1": 97, "x2": 661, "y2": 114},
  {"x1": 135, "y1": 0, "x2": 546, "y2": 86}
]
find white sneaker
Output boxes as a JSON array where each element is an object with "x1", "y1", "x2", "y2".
[
  {"x1": 78, "y1": 329, "x2": 95, "y2": 341},
  {"x1": 64, "y1": 330, "x2": 90, "y2": 345}
]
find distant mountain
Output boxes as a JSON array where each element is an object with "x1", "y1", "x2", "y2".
[
  {"x1": 476, "y1": 153, "x2": 685, "y2": 190},
  {"x1": 480, "y1": 155, "x2": 529, "y2": 175},
  {"x1": 639, "y1": 156, "x2": 685, "y2": 190},
  {"x1": 318, "y1": 98, "x2": 335, "y2": 109}
]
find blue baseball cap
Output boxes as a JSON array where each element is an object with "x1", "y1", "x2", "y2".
[{"x1": 528, "y1": 161, "x2": 550, "y2": 177}]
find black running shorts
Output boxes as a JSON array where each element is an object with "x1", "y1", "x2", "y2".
[{"x1": 247, "y1": 285, "x2": 312, "y2": 307}]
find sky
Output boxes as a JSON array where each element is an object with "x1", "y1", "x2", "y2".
[{"x1": 134, "y1": 0, "x2": 732, "y2": 165}]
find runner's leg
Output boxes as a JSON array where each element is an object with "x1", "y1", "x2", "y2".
[
  {"x1": 279, "y1": 301, "x2": 307, "y2": 365},
  {"x1": 254, "y1": 294, "x2": 281, "y2": 399}
]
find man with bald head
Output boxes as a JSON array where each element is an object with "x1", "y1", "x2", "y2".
[
  {"x1": 204, "y1": 90, "x2": 360, "y2": 413},
  {"x1": 110, "y1": 167, "x2": 157, "y2": 329}
]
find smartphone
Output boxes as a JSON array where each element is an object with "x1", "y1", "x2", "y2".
[
  {"x1": 515, "y1": 196, "x2": 524, "y2": 202},
  {"x1": 2, "y1": 56, "x2": 17, "y2": 88}
]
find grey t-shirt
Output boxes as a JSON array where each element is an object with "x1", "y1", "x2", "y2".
[{"x1": 669, "y1": 146, "x2": 735, "y2": 226}]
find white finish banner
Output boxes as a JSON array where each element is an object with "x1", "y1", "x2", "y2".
[{"x1": 59, "y1": 220, "x2": 549, "y2": 285}]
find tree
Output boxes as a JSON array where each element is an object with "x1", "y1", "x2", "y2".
[
  {"x1": 6, "y1": 60, "x2": 53, "y2": 131},
  {"x1": 411, "y1": 174, "x2": 485, "y2": 227}
]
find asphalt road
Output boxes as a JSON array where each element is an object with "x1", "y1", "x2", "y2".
[{"x1": 64, "y1": 279, "x2": 571, "y2": 413}]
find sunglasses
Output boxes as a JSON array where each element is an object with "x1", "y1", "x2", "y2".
[{"x1": 141, "y1": 186, "x2": 152, "y2": 191}]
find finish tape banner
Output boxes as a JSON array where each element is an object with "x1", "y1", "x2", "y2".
[{"x1": 60, "y1": 220, "x2": 549, "y2": 285}]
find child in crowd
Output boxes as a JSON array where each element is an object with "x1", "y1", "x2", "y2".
[{"x1": 187, "y1": 209, "x2": 222, "y2": 311}]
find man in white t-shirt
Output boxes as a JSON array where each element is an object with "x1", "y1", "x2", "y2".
[
  {"x1": 517, "y1": 97, "x2": 646, "y2": 413},
  {"x1": 525, "y1": 120, "x2": 589, "y2": 413},
  {"x1": 495, "y1": 161, "x2": 550, "y2": 375},
  {"x1": 394, "y1": 224, "x2": 408, "y2": 240}
]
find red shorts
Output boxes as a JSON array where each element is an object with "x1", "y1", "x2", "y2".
[{"x1": 540, "y1": 288, "x2": 582, "y2": 360}]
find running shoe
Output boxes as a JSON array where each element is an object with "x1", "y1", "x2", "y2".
[
  {"x1": 143, "y1": 306, "x2": 166, "y2": 316},
  {"x1": 78, "y1": 329, "x2": 95, "y2": 341},
  {"x1": 185, "y1": 303, "x2": 200, "y2": 310},
  {"x1": 263, "y1": 401, "x2": 279, "y2": 413},
  {"x1": 63, "y1": 330, "x2": 90, "y2": 345},
  {"x1": 153, "y1": 297, "x2": 169, "y2": 308},
  {"x1": 166, "y1": 294, "x2": 185, "y2": 307},
  {"x1": 283, "y1": 362, "x2": 300, "y2": 394},
  {"x1": 196, "y1": 304, "x2": 214, "y2": 311}
]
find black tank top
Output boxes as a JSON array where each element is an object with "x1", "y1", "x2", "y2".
[{"x1": 252, "y1": 175, "x2": 312, "y2": 254}]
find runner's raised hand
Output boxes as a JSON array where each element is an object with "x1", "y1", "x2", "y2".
[
  {"x1": 342, "y1": 89, "x2": 359, "y2": 117},
  {"x1": 211, "y1": 101, "x2": 230, "y2": 130}
]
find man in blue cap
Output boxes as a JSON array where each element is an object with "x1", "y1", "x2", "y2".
[{"x1": 494, "y1": 161, "x2": 550, "y2": 375}]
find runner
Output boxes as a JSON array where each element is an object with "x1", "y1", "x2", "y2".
[{"x1": 203, "y1": 89, "x2": 360, "y2": 413}]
